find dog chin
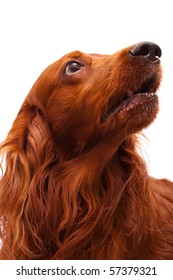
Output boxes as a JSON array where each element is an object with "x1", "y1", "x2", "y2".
[{"x1": 104, "y1": 92, "x2": 159, "y2": 137}]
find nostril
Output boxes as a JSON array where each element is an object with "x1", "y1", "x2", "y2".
[{"x1": 129, "y1": 41, "x2": 162, "y2": 62}]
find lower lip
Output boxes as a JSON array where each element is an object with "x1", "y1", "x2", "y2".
[{"x1": 102, "y1": 92, "x2": 158, "y2": 122}]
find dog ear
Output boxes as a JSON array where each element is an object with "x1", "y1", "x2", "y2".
[{"x1": 0, "y1": 99, "x2": 58, "y2": 258}]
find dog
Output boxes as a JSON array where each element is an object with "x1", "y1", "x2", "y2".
[{"x1": 0, "y1": 41, "x2": 173, "y2": 259}]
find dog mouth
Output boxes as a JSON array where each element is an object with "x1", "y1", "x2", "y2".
[{"x1": 101, "y1": 76, "x2": 159, "y2": 122}]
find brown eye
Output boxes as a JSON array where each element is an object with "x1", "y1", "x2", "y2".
[{"x1": 65, "y1": 61, "x2": 84, "y2": 75}]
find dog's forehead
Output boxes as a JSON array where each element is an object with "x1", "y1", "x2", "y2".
[
  {"x1": 60, "y1": 51, "x2": 109, "y2": 62},
  {"x1": 89, "y1": 53, "x2": 109, "y2": 58}
]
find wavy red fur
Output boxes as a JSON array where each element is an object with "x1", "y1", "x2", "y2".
[{"x1": 0, "y1": 42, "x2": 173, "y2": 259}]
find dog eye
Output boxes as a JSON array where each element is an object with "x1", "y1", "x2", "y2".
[{"x1": 65, "y1": 61, "x2": 84, "y2": 75}]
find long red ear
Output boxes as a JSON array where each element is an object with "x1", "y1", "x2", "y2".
[{"x1": 0, "y1": 101, "x2": 58, "y2": 259}]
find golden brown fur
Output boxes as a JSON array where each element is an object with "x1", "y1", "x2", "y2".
[{"x1": 0, "y1": 42, "x2": 173, "y2": 259}]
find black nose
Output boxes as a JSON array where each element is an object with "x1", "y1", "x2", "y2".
[{"x1": 129, "y1": 41, "x2": 162, "y2": 62}]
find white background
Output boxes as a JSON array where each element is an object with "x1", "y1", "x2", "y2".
[{"x1": 0, "y1": 0, "x2": 173, "y2": 180}]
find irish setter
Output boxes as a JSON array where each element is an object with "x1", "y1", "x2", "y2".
[{"x1": 0, "y1": 42, "x2": 173, "y2": 260}]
